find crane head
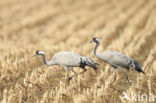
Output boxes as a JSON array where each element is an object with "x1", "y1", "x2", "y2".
[
  {"x1": 36, "y1": 50, "x2": 45, "y2": 55},
  {"x1": 92, "y1": 37, "x2": 100, "y2": 43},
  {"x1": 32, "y1": 50, "x2": 45, "y2": 57}
]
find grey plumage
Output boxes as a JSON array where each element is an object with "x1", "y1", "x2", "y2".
[
  {"x1": 33, "y1": 50, "x2": 97, "y2": 84},
  {"x1": 92, "y1": 37, "x2": 145, "y2": 83}
]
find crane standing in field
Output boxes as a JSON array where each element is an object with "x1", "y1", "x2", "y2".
[
  {"x1": 91, "y1": 37, "x2": 145, "y2": 83},
  {"x1": 33, "y1": 50, "x2": 97, "y2": 84}
]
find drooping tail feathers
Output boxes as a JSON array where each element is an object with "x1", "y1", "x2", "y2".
[
  {"x1": 133, "y1": 60, "x2": 146, "y2": 74},
  {"x1": 81, "y1": 57, "x2": 98, "y2": 73}
]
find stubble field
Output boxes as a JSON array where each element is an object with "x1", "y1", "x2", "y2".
[{"x1": 0, "y1": 0, "x2": 156, "y2": 103}]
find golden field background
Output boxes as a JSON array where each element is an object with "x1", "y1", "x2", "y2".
[{"x1": 0, "y1": 0, "x2": 156, "y2": 102}]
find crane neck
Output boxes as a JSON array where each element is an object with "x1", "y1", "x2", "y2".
[
  {"x1": 41, "y1": 54, "x2": 51, "y2": 66},
  {"x1": 94, "y1": 42, "x2": 99, "y2": 56}
]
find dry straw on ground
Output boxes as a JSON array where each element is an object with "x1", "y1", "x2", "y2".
[{"x1": 0, "y1": 0, "x2": 156, "y2": 103}]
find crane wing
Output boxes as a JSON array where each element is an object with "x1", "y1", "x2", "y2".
[
  {"x1": 97, "y1": 51, "x2": 131, "y2": 68},
  {"x1": 52, "y1": 52, "x2": 81, "y2": 67}
]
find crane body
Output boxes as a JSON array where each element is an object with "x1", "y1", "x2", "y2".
[
  {"x1": 33, "y1": 51, "x2": 97, "y2": 84},
  {"x1": 91, "y1": 37, "x2": 145, "y2": 83}
]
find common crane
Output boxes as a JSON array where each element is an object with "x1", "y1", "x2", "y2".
[
  {"x1": 91, "y1": 37, "x2": 145, "y2": 83},
  {"x1": 33, "y1": 50, "x2": 97, "y2": 84}
]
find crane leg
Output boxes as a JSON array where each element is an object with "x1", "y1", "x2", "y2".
[
  {"x1": 68, "y1": 68, "x2": 87, "y2": 83},
  {"x1": 64, "y1": 66, "x2": 70, "y2": 85},
  {"x1": 119, "y1": 67, "x2": 129, "y2": 83},
  {"x1": 113, "y1": 67, "x2": 116, "y2": 81}
]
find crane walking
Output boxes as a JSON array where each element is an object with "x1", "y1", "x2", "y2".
[
  {"x1": 91, "y1": 37, "x2": 145, "y2": 83},
  {"x1": 33, "y1": 50, "x2": 97, "y2": 84}
]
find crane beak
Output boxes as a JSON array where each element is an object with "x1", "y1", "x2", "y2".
[
  {"x1": 90, "y1": 40, "x2": 93, "y2": 43},
  {"x1": 32, "y1": 54, "x2": 37, "y2": 57}
]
